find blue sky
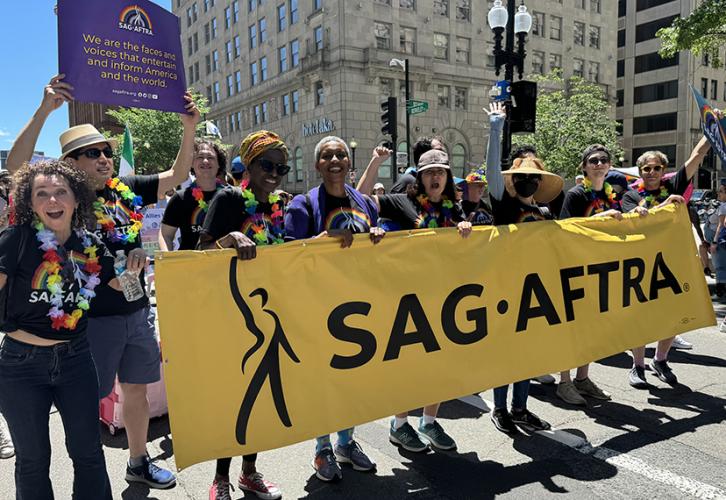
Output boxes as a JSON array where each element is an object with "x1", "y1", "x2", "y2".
[{"x1": 0, "y1": 1, "x2": 171, "y2": 159}]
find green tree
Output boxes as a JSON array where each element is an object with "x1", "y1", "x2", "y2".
[
  {"x1": 103, "y1": 90, "x2": 225, "y2": 175},
  {"x1": 511, "y1": 71, "x2": 622, "y2": 179},
  {"x1": 658, "y1": 0, "x2": 726, "y2": 68}
]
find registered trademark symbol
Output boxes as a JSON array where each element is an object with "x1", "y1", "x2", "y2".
[{"x1": 683, "y1": 282, "x2": 690, "y2": 292}]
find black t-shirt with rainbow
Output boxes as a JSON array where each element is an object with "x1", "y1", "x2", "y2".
[{"x1": 162, "y1": 185, "x2": 222, "y2": 250}]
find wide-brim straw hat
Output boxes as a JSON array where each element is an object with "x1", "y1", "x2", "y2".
[
  {"x1": 502, "y1": 158, "x2": 563, "y2": 203},
  {"x1": 59, "y1": 124, "x2": 118, "y2": 160}
]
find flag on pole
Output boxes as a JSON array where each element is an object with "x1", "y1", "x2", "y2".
[
  {"x1": 119, "y1": 125, "x2": 135, "y2": 177},
  {"x1": 690, "y1": 84, "x2": 726, "y2": 167},
  {"x1": 205, "y1": 120, "x2": 222, "y2": 138}
]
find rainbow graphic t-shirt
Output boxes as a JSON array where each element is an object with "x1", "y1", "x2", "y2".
[{"x1": 323, "y1": 192, "x2": 372, "y2": 234}]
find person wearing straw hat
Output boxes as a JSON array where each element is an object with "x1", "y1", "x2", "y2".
[
  {"x1": 484, "y1": 101, "x2": 559, "y2": 434},
  {"x1": 6, "y1": 74, "x2": 200, "y2": 489}
]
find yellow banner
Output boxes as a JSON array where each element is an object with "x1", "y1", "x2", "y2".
[{"x1": 154, "y1": 204, "x2": 714, "y2": 470}]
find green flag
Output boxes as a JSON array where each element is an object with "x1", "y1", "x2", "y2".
[{"x1": 119, "y1": 125, "x2": 134, "y2": 177}]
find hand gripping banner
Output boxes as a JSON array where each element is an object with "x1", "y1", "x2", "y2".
[{"x1": 154, "y1": 205, "x2": 714, "y2": 469}]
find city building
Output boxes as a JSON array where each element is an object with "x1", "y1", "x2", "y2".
[
  {"x1": 617, "y1": 0, "x2": 726, "y2": 187},
  {"x1": 173, "y1": 0, "x2": 617, "y2": 192},
  {"x1": 0, "y1": 150, "x2": 46, "y2": 170},
  {"x1": 68, "y1": 102, "x2": 124, "y2": 136}
]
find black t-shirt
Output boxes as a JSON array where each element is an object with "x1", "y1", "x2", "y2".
[
  {"x1": 560, "y1": 185, "x2": 621, "y2": 219},
  {"x1": 462, "y1": 199, "x2": 494, "y2": 226},
  {"x1": 322, "y1": 191, "x2": 373, "y2": 233},
  {"x1": 91, "y1": 175, "x2": 159, "y2": 317},
  {"x1": 162, "y1": 185, "x2": 221, "y2": 250},
  {"x1": 0, "y1": 225, "x2": 114, "y2": 339},
  {"x1": 378, "y1": 194, "x2": 465, "y2": 230},
  {"x1": 621, "y1": 165, "x2": 691, "y2": 212},
  {"x1": 201, "y1": 187, "x2": 285, "y2": 245},
  {"x1": 490, "y1": 191, "x2": 554, "y2": 225},
  {"x1": 390, "y1": 172, "x2": 416, "y2": 194}
]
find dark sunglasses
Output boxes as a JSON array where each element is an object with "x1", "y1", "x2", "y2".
[
  {"x1": 76, "y1": 147, "x2": 114, "y2": 159},
  {"x1": 512, "y1": 173, "x2": 542, "y2": 182},
  {"x1": 587, "y1": 156, "x2": 610, "y2": 165},
  {"x1": 257, "y1": 158, "x2": 291, "y2": 176},
  {"x1": 320, "y1": 151, "x2": 348, "y2": 161},
  {"x1": 640, "y1": 165, "x2": 664, "y2": 174}
]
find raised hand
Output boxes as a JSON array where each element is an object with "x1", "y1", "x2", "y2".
[
  {"x1": 180, "y1": 91, "x2": 201, "y2": 127},
  {"x1": 483, "y1": 101, "x2": 506, "y2": 118},
  {"x1": 40, "y1": 74, "x2": 74, "y2": 113}
]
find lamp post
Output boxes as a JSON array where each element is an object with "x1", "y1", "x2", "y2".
[
  {"x1": 389, "y1": 58, "x2": 410, "y2": 171},
  {"x1": 349, "y1": 138, "x2": 357, "y2": 186},
  {"x1": 487, "y1": 0, "x2": 532, "y2": 167}
]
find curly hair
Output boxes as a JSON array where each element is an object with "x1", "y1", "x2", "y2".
[
  {"x1": 12, "y1": 160, "x2": 97, "y2": 230},
  {"x1": 194, "y1": 138, "x2": 228, "y2": 178}
]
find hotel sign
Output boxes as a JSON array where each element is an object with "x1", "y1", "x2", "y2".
[{"x1": 302, "y1": 118, "x2": 336, "y2": 138}]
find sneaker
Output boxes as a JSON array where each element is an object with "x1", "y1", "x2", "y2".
[
  {"x1": 125, "y1": 455, "x2": 176, "y2": 489},
  {"x1": 417, "y1": 420, "x2": 456, "y2": 451},
  {"x1": 389, "y1": 421, "x2": 428, "y2": 452},
  {"x1": 574, "y1": 377, "x2": 611, "y2": 401},
  {"x1": 490, "y1": 408, "x2": 519, "y2": 434},
  {"x1": 209, "y1": 477, "x2": 233, "y2": 500},
  {"x1": 238, "y1": 472, "x2": 282, "y2": 500},
  {"x1": 0, "y1": 420, "x2": 14, "y2": 460},
  {"x1": 511, "y1": 408, "x2": 551, "y2": 431},
  {"x1": 556, "y1": 381, "x2": 587, "y2": 406},
  {"x1": 720, "y1": 319, "x2": 726, "y2": 333},
  {"x1": 312, "y1": 448, "x2": 342, "y2": 482},
  {"x1": 334, "y1": 440, "x2": 376, "y2": 472},
  {"x1": 533, "y1": 374, "x2": 556, "y2": 384},
  {"x1": 629, "y1": 365, "x2": 648, "y2": 389},
  {"x1": 650, "y1": 359, "x2": 678, "y2": 384},
  {"x1": 671, "y1": 335, "x2": 693, "y2": 350}
]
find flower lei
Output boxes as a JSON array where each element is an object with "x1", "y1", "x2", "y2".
[
  {"x1": 416, "y1": 194, "x2": 455, "y2": 228},
  {"x1": 34, "y1": 222, "x2": 101, "y2": 331},
  {"x1": 636, "y1": 182, "x2": 670, "y2": 208},
  {"x1": 582, "y1": 178, "x2": 619, "y2": 213},
  {"x1": 191, "y1": 180, "x2": 225, "y2": 212},
  {"x1": 241, "y1": 188, "x2": 285, "y2": 245},
  {"x1": 93, "y1": 178, "x2": 144, "y2": 244}
]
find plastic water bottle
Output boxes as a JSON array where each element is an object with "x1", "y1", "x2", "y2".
[{"x1": 114, "y1": 250, "x2": 145, "y2": 302}]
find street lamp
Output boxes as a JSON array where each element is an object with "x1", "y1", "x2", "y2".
[
  {"x1": 349, "y1": 138, "x2": 357, "y2": 186},
  {"x1": 389, "y1": 58, "x2": 410, "y2": 172},
  {"x1": 488, "y1": 0, "x2": 532, "y2": 166}
]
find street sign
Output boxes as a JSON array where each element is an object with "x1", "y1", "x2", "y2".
[
  {"x1": 396, "y1": 152, "x2": 408, "y2": 168},
  {"x1": 407, "y1": 100, "x2": 429, "y2": 115}
]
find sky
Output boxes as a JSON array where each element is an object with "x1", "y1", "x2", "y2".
[{"x1": 0, "y1": 1, "x2": 171, "y2": 159}]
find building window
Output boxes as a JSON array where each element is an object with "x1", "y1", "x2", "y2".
[
  {"x1": 235, "y1": 71, "x2": 242, "y2": 93},
  {"x1": 452, "y1": 144, "x2": 466, "y2": 177},
  {"x1": 590, "y1": 0, "x2": 601, "y2": 13},
  {"x1": 314, "y1": 26, "x2": 324, "y2": 51},
  {"x1": 206, "y1": 85, "x2": 212, "y2": 103},
  {"x1": 224, "y1": 7, "x2": 231, "y2": 29},
  {"x1": 633, "y1": 113, "x2": 677, "y2": 134},
  {"x1": 260, "y1": 57, "x2": 268, "y2": 81},
  {"x1": 374, "y1": 22, "x2": 392, "y2": 50},
  {"x1": 400, "y1": 27, "x2": 416, "y2": 55},
  {"x1": 315, "y1": 81, "x2": 325, "y2": 106},
  {"x1": 454, "y1": 87, "x2": 467, "y2": 110},
  {"x1": 380, "y1": 77, "x2": 393, "y2": 97},
  {"x1": 486, "y1": 43, "x2": 495, "y2": 68},
  {"x1": 633, "y1": 80, "x2": 678, "y2": 104},
  {"x1": 253, "y1": 104, "x2": 261, "y2": 125},
  {"x1": 211, "y1": 18, "x2": 218, "y2": 39},
  {"x1": 278, "y1": 4, "x2": 287, "y2": 31},
  {"x1": 187, "y1": 37, "x2": 193, "y2": 57},
  {"x1": 589, "y1": 26, "x2": 600, "y2": 49},
  {"x1": 434, "y1": 0, "x2": 448, "y2": 16},
  {"x1": 205, "y1": 54, "x2": 211, "y2": 75},
  {"x1": 262, "y1": 102, "x2": 269, "y2": 122},
  {"x1": 188, "y1": 65, "x2": 194, "y2": 83},
  {"x1": 712, "y1": 79, "x2": 718, "y2": 100},
  {"x1": 437, "y1": 84, "x2": 450, "y2": 108},
  {"x1": 295, "y1": 147, "x2": 303, "y2": 181},
  {"x1": 250, "y1": 62, "x2": 259, "y2": 85},
  {"x1": 204, "y1": 23, "x2": 211, "y2": 45},
  {"x1": 636, "y1": 0, "x2": 673, "y2": 11},
  {"x1": 375, "y1": 0, "x2": 392, "y2": 4},
  {"x1": 550, "y1": 16, "x2": 562, "y2": 41},
  {"x1": 701, "y1": 78, "x2": 708, "y2": 96},
  {"x1": 292, "y1": 89, "x2": 300, "y2": 112},
  {"x1": 313, "y1": 0, "x2": 322, "y2": 11},
  {"x1": 455, "y1": 0, "x2": 470, "y2": 21},
  {"x1": 192, "y1": 3, "x2": 198, "y2": 21},
  {"x1": 212, "y1": 50, "x2": 219, "y2": 71},
  {"x1": 634, "y1": 52, "x2": 679, "y2": 73},
  {"x1": 456, "y1": 37, "x2": 470, "y2": 64},
  {"x1": 233, "y1": 1, "x2": 239, "y2": 22},
  {"x1": 399, "y1": 0, "x2": 415, "y2": 10},
  {"x1": 213, "y1": 81, "x2": 220, "y2": 103},
  {"x1": 249, "y1": 24, "x2": 257, "y2": 49},
  {"x1": 588, "y1": 61, "x2": 599, "y2": 82},
  {"x1": 249, "y1": 0, "x2": 257, "y2": 11},
  {"x1": 532, "y1": 12, "x2": 545, "y2": 37},
  {"x1": 204, "y1": 0, "x2": 211, "y2": 13},
  {"x1": 575, "y1": 0, "x2": 585, "y2": 8},
  {"x1": 290, "y1": 0, "x2": 299, "y2": 24},
  {"x1": 616, "y1": 89, "x2": 624, "y2": 107},
  {"x1": 433, "y1": 33, "x2": 449, "y2": 60},
  {"x1": 636, "y1": 15, "x2": 678, "y2": 43},
  {"x1": 234, "y1": 36, "x2": 241, "y2": 58},
  {"x1": 225, "y1": 40, "x2": 232, "y2": 62},
  {"x1": 291, "y1": 39, "x2": 300, "y2": 66},
  {"x1": 574, "y1": 21, "x2": 585, "y2": 46},
  {"x1": 227, "y1": 74, "x2": 234, "y2": 96},
  {"x1": 617, "y1": 59, "x2": 624, "y2": 77},
  {"x1": 532, "y1": 51, "x2": 544, "y2": 74},
  {"x1": 282, "y1": 94, "x2": 290, "y2": 115},
  {"x1": 259, "y1": 18, "x2": 268, "y2": 43},
  {"x1": 279, "y1": 46, "x2": 288, "y2": 72},
  {"x1": 618, "y1": 29, "x2": 626, "y2": 47},
  {"x1": 573, "y1": 58, "x2": 584, "y2": 78}
]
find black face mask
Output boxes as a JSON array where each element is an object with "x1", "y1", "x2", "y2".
[{"x1": 514, "y1": 179, "x2": 539, "y2": 198}]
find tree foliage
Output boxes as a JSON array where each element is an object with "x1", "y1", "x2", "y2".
[
  {"x1": 511, "y1": 71, "x2": 623, "y2": 179},
  {"x1": 658, "y1": 0, "x2": 726, "y2": 67}
]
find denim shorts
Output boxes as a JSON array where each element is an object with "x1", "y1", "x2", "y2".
[{"x1": 87, "y1": 306, "x2": 160, "y2": 398}]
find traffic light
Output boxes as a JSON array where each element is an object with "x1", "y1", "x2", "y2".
[{"x1": 380, "y1": 97, "x2": 398, "y2": 138}]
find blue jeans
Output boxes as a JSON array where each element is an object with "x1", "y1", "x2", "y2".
[
  {"x1": 315, "y1": 428, "x2": 353, "y2": 453},
  {"x1": 493, "y1": 380, "x2": 530, "y2": 410},
  {"x1": 705, "y1": 225, "x2": 726, "y2": 283},
  {"x1": 0, "y1": 336, "x2": 112, "y2": 500}
]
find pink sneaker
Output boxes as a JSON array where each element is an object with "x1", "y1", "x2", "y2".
[
  {"x1": 238, "y1": 472, "x2": 281, "y2": 500},
  {"x1": 209, "y1": 477, "x2": 233, "y2": 500}
]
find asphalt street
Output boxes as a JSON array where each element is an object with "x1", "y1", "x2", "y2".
[{"x1": 1, "y1": 300, "x2": 725, "y2": 500}]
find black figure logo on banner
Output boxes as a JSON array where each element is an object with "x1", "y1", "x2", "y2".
[{"x1": 228, "y1": 258, "x2": 300, "y2": 445}]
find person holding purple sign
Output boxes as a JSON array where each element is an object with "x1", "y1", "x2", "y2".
[{"x1": 7, "y1": 74, "x2": 200, "y2": 490}]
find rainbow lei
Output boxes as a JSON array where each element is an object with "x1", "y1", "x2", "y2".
[
  {"x1": 34, "y1": 222, "x2": 101, "y2": 331},
  {"x1": 582, "y1": 178, "x2": 620, "y2": 213},
  {"x1": 416, "y1": 194, "x2": 455, "y2": 228},
  {"x1": 240, "y1": 188, "x2": 285, "y2": 245},
  {"x1": 93, "y1": 178, "x2": 144, "y2": 244},
  {"x1": 636, "y1": 182, "x2": 670, "y2": 208},
  {"x1": 191, "y1": 180, "x2": 225, "y2": 212}
]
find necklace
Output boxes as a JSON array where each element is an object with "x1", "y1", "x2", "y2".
[
  {"x1": 93, "y1": 178, "x2": 144, "y2": 244},
  {"x1": 191, "y1": 180, "x2": 225, "y2": 212},
  {"x1": 241, "y1": 188, "x2": 285, "y2": 245},
  {"x1": 416, "y1": 194, "x2": 455, "y2": 228},
  {"x1": 34, "y1": 222, "x2": 101, "y2": 331},
  {"x1": 636, "y1": 182, "x2": 670, "y2": 208},
  {"x1": 582, "y1": 178, "x2": 619, "y2": 213}
]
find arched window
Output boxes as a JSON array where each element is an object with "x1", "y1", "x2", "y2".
[
  {"x1": 452, "y1": 143, "x2": 466, "y2": 177},
  {"x1": 294, "y1": 147, "x2": 303, "y2": 182}
]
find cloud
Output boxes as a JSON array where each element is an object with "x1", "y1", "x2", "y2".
[{"x1": 0, "y1": 129, "x2": 10, "y2": 137}]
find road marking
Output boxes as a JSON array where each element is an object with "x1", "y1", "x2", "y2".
[{"x1": 458, "y1": 395, "x2": 726, "y2": 500}]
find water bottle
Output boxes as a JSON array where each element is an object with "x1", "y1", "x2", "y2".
[{"x1": 114, "y1": 250, "x2": 146, "y2": 302}]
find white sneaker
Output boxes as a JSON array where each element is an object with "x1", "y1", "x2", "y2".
[
  {"x1": 0, "y1": 417, "x2": 14, "y2": 459},
  {"x1": 720, "y1": 320, "x2": 726, "y2": 333},
  {"x1": 670, "y1": 335, "x2": 693, "y2": 350},
  {"x1": 533, "y1": 374, "x2": 556, "y2": 384}
]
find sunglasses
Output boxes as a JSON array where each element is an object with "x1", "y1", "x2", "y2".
[
  {"x1": 512, "y1": 174, "x2": 542, "y2": 182},
  {"x1": 257, "y1": 158, "x2": 291, "y2": 176},
  {"x1": 320, "y1": 151, "x2": 349, "y2": 161},
  {"x1": 587, "y1": 156, "x2": 610, "y2": 165},
  {"x1": 640, "y1": 165, "x2": 664, "y2": 174},
  {"x1": 77, "y1": 147, "x2": 114, "y2": 159}
]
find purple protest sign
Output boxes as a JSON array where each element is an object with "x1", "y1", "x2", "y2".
[{"x1": 58, "y1": 0, "x2": 187, "y2": 113}]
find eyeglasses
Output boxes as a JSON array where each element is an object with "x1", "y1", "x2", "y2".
[
  {"x1": 587, "y1": 156, "x2": 610, "y2": 165},
  {"x1": 258, "y1": 158, "x2": 291, "y2": 176},
  {"x1": 77, "y1": 147, "x2": 114, "y2": 159},
  {"x1": 320, "y1": 151, "x2": 348, "y2": 161},
  {"x1": 640, "y1": 165, "x2": 664, "y2": 174}
]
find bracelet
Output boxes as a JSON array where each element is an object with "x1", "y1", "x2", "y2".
[{"x1": 215, "y1": 238, "x2": 225, "y2": 249}]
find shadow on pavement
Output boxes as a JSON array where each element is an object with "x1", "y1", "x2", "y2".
[{"x1": 100, "y1": 415, "x2": 172, "y2": 450}]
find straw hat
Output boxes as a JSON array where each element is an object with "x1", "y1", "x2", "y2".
[
  {"x1": 59, "y1": 124, "x2": 118, "y2": 160},
  {"x1": 502, "y1": 157, "x2": 563, "y2": 203}
]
